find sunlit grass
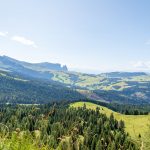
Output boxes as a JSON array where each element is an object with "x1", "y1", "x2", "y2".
[{"x1": 70, "y1": 102, "x2": 150, "y2": 150}]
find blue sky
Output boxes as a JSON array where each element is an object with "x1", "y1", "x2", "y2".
[{"x1": 0, "y1": 0, "x2": 150, "y2": 73}]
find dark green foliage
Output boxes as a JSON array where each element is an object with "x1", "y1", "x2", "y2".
[
  {"x1": 78, "y1": 99, "x2": 149, "y2": 115},
  {"x1": 0, "y1": 72, "x2": 84, "y2": 104},
  {"x1": 0, "y1": 102, "x2": 138, "y2": 149}
]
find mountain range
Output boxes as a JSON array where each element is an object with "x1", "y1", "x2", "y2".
[
  {"x1": 0, "y1": 55, "x2": 150, "y2": 104},
  {"x1": 0, "y1": 55, "x2": 68, "y2": 79}
]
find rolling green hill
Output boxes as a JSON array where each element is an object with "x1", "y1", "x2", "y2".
[
  {"x1": 51, "y1": 71, "x2": 150, "y2": 104},
  {"x1": 70, "y1": 102, "x2": 150, "y2": 150}
]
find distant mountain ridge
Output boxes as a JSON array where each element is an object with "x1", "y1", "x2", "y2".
[
  {"x1": 0, "y1": 55, "x2": 68, "y2": 71},
  {"x1": 0, "y1": 55, "x2": 68, "y2": 79}
]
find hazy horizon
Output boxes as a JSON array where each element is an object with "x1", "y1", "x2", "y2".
[
  {"x1": 0, "y1": 0, "x2": 150, "y2": 73},
  {"x1": 1, "y1": 54, "x2": 150, "y2": 74}
]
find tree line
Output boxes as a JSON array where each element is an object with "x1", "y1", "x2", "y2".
[{"x1": 78, "y1": 99, "x2": 149, "y2": 115}]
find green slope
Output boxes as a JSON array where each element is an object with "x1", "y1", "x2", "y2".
[
  {"x1": 0, "y1": 71, "x2": 84, "y2": 104},
  {"x1": 70, "y1": 102, "x2": 150, "y2": 150},
  {"x1": 51, "y1": 71, "x2": 150, "y2": 104}
]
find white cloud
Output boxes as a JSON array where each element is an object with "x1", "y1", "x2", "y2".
[
  {"x1": 0, "y1": 31, "x2": 8, "y2": 37},
  {"x1": 11, "y1": 36, "x2": 38, "y2": 48},
  {"x1": 131, "y1": 61, "x2": 150, "y2": 70}
]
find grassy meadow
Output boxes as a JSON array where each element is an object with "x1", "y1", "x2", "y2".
[{"x1": 70, "y1": 102, "x2": 150, "y2": 150}]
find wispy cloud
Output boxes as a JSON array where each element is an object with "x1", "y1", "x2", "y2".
[
  {"x1": 0, "y1": 31, "x2": 8, "y2": 37},
  {"x1": 11, "y1": 36, "x2": 38, "y2": 48},
  {"x1": 131, "y1": 61, "x2": 150, "y2": 69}
]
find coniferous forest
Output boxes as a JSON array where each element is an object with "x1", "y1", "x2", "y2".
[{"x1": 0, "y1": 102, "x2": 138, "y2": 150}]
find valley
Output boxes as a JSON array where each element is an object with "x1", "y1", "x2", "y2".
[
  {"x1": 1, "y1": 0, "x2": 150, "y2": 149},
  {"x1": 0, "y1": 56, "x2": 150, "y2": 149},
  {"x1": 1, "y1": 56, "x2": 150, "y2": 104}
]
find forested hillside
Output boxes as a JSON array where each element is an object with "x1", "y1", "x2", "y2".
[
  {"x1": 0, "y1": 71, "x2": 84, "y2": 104},
  {"x1": 71, "y1": 101, "x2": 150, "y2": 150},
  {"x1": 0, "y1": 102, "x2": 138, "y2": 150}
]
